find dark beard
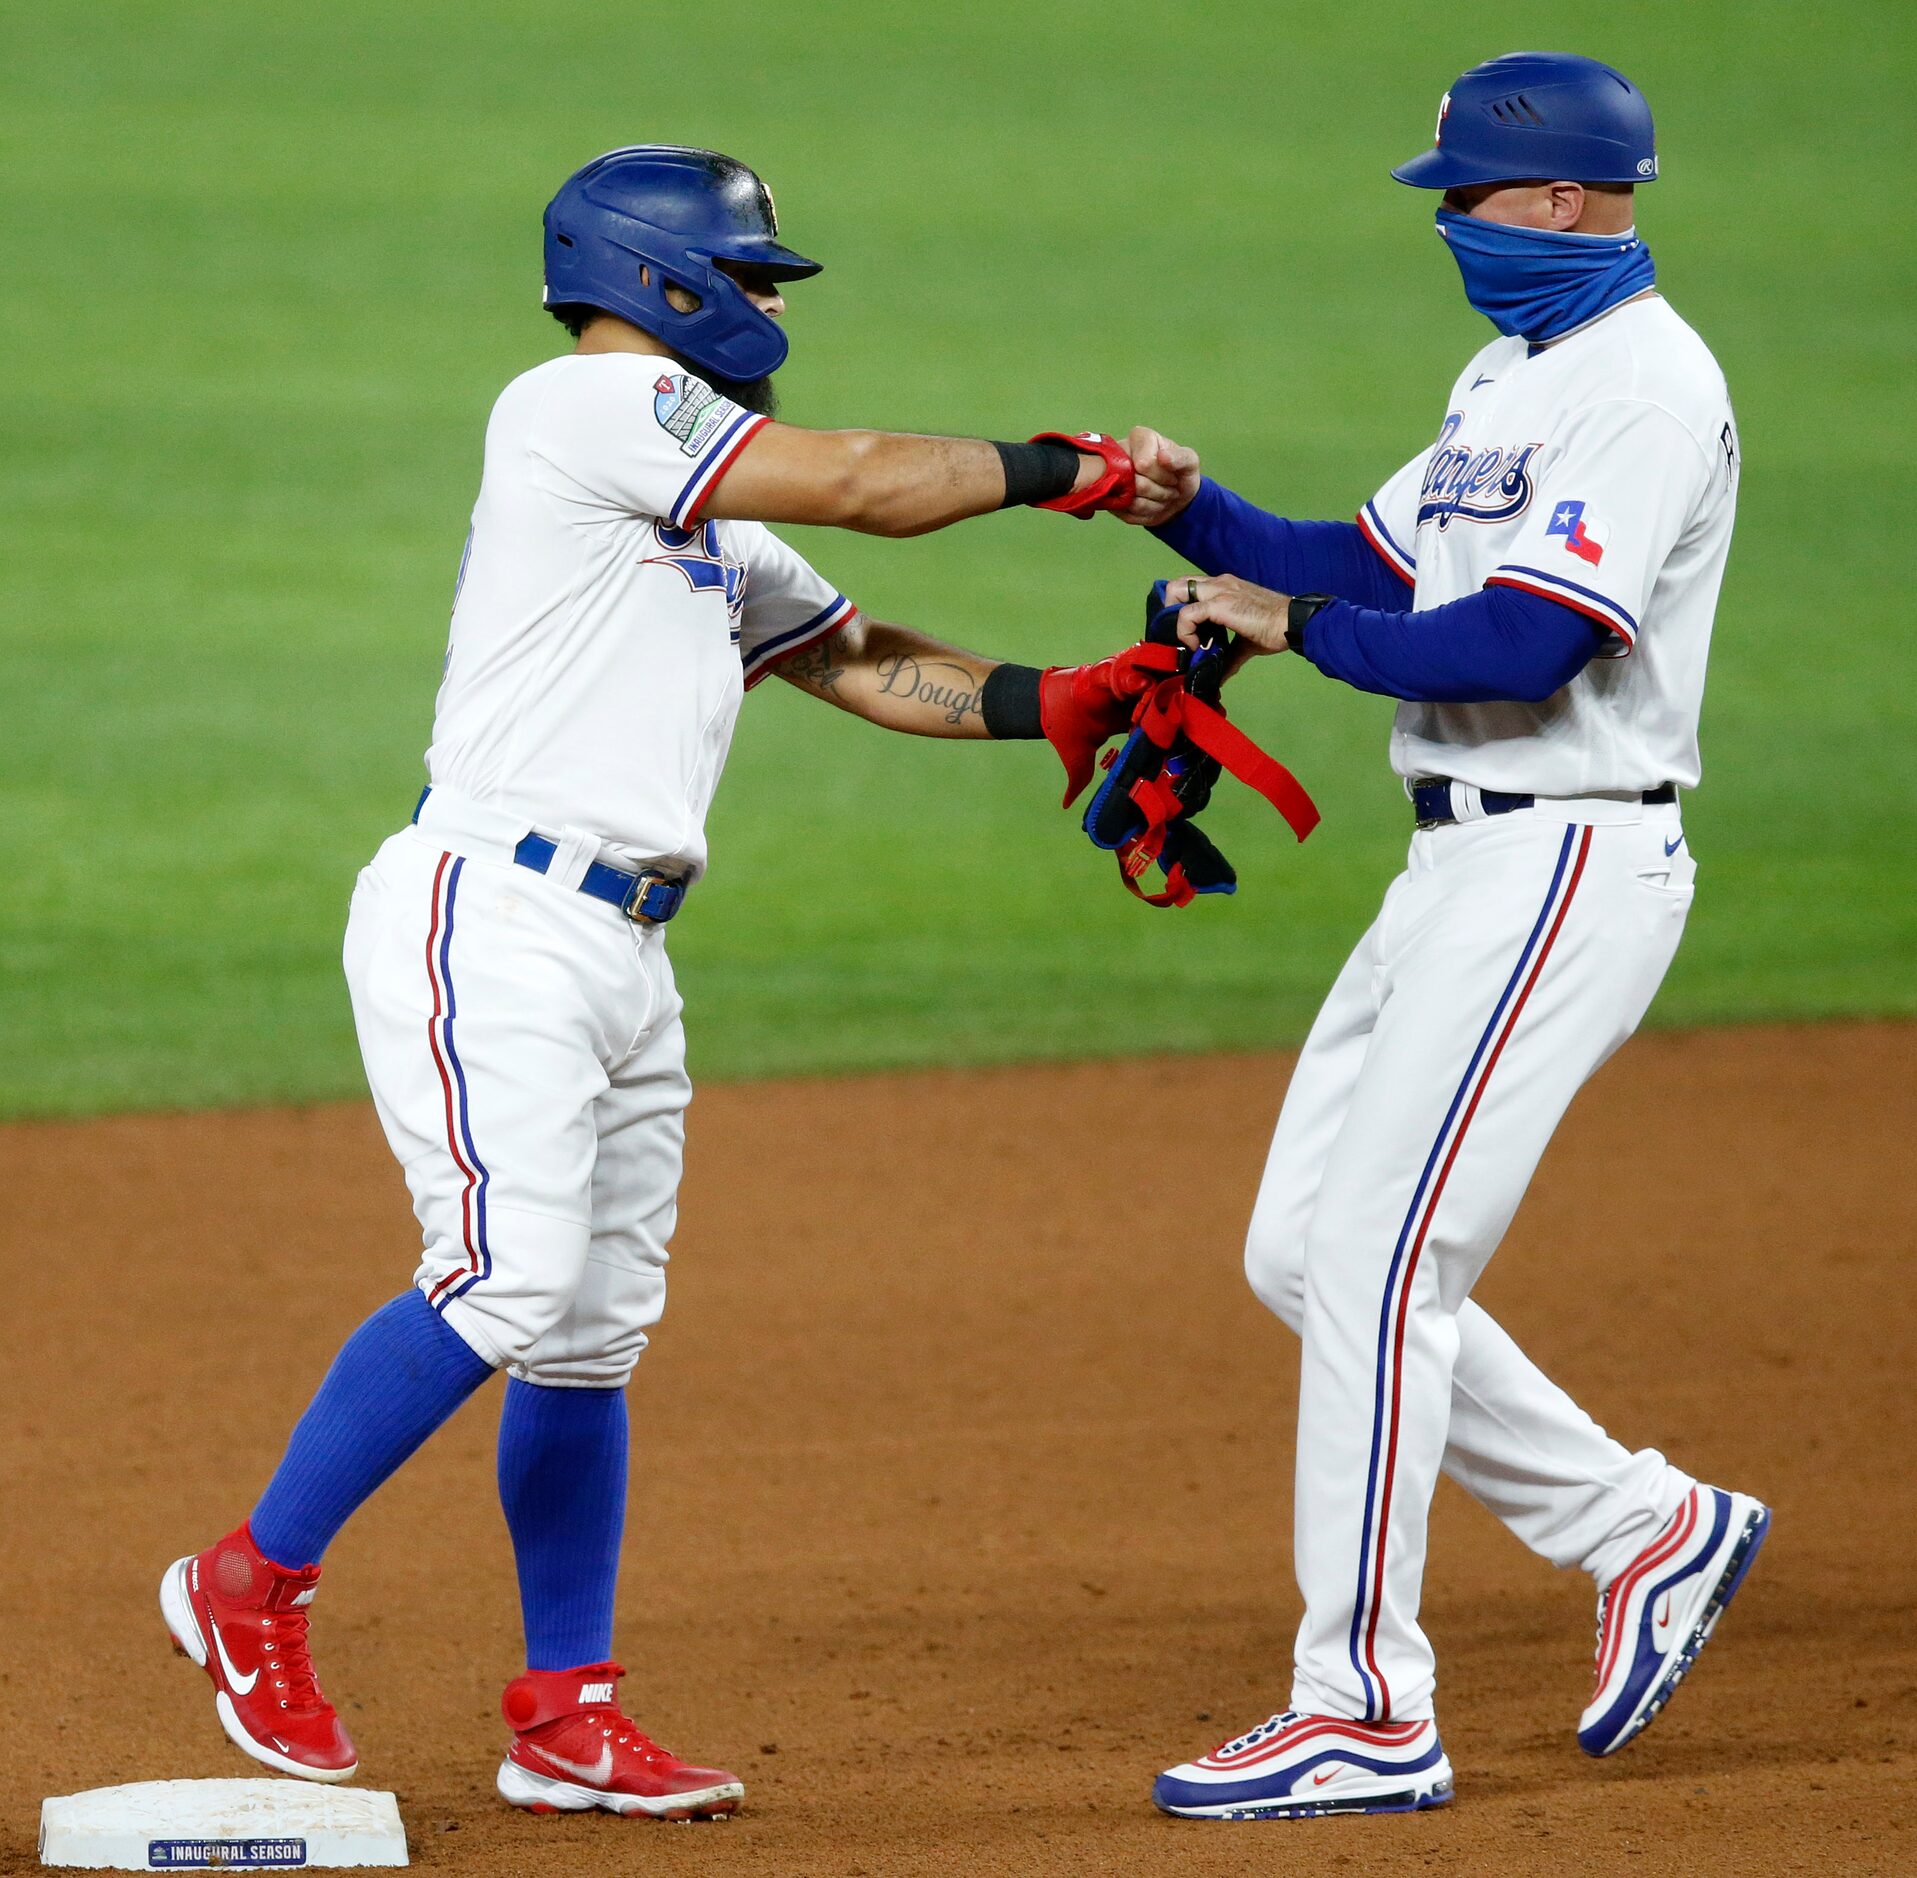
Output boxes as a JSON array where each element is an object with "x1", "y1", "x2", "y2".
[
  {"x1": 710, "y1": 371, "x2": 779, "y2": 418},
  {"x1": 662, "y1": 341, "x2": 779, "y2": 417}
]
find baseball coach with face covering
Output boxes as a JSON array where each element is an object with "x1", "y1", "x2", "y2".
[{"x1": 1108, "y1": 52, "x2": 1770, "y2": 1822}]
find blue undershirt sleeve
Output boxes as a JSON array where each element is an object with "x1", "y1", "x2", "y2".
[
  {"x1": 1297, "y1": 585, "x2": 1611, "y2": 704},
  {"x1": 1150, "y1": 478, "x2": 1414, "y2": 612}
]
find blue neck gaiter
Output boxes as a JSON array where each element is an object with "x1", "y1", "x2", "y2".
[{"x1": 1435, "y1": 208, "x2": 1655, "y2": 343}]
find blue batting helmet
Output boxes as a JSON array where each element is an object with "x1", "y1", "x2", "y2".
[
  {"x1": 1391, "y1": 53, "x2": 1657, "y2": 190},
  {"x1": 543, "y1": 145, "x2": 821, "y2": 383}
]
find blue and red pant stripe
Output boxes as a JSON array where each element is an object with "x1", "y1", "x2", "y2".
[
  {"x1": 422, "y1": 851, "x2": 492, "y2": 1307},
  {"x1": 1346, "y1": 823, "x2": 1593, "y2": 1717}
]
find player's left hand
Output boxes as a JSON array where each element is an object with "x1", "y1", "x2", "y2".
[
  {"x1": 1164, "y1": 574, "x2": 1295, "y2": 676},
  {"x1": 1038, "y1": 641, "x2": 1175, "y2": 805}
]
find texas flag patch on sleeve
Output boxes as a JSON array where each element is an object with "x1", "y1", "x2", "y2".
[{"x1": 1546, "y1": 499, "x2": 1607, "y2": 566}]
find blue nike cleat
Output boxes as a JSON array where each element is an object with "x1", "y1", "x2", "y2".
[
  {"x1": 1579, "y1": 1484, "x2": 1771, "y2": 1757},
  {"x1": 1153, "y1": 1711, "x2": 1453, "y2": 1820}
]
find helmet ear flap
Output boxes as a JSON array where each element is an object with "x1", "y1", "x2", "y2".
[
  {"x1": 654, "y1": 267, "x2": 702, "y2": 312},
  {"x1": 654, "y1": 250, "x2": 791, "y2": 382},
  {"x1": 543, "y1": 225, "x2": 788, "y2": 380}
]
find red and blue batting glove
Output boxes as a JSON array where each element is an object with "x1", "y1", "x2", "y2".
[{"x1": 1029, "y1": 431, "x2": 1137, "y2": 519}]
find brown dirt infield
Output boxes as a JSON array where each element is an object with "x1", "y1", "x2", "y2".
[{"x1": 5, "y1": 1021, "x2": 1914, "y2": 1877}]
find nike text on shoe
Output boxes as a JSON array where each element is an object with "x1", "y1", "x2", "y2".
[
  {"x1": 160, "y1": 1523, "x2": 357, "y2": 1782},
  {"x1": 1580, "y1": 1485, "x2": 1772, "y2": 1757},
  {"x1": 1153, "y1": 1712, "x2": 1453, "y2": 1820},
  {"x1": 497, "y1": 1661, "x2": 744, "y2": 1821}
]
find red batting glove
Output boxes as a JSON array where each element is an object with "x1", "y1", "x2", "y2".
[
  {"x1": 1029, "y1": 431, "x2": 1137, "y2": 518},
  {"x1": 1038, "y1": 641, "x2": 1181, "y2": 805}
]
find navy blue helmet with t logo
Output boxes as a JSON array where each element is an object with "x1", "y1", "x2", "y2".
[{"x1": 1392, "y1": 53, "x2": 1658, "y2": 190}]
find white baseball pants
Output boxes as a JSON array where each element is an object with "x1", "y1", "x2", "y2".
[
  {"x1": 1246, "y1": 801, "x2": 1698, "y2": 1722},
  {"x1": 343, "y1": 807, "x2": 688, "y2": 1389}
]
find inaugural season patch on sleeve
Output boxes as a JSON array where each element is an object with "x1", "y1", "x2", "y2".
[{"x1": 653, "y1": 373, "x2": 731, "y2": 458}]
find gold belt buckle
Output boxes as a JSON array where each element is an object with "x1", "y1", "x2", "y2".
[{"x1": 621, "y1": 870, "x2": 670, "y2": 925}]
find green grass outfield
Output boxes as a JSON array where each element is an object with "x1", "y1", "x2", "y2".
[{"x1": 3, "y1": 1, "x2": 1912, "y2": 1117}]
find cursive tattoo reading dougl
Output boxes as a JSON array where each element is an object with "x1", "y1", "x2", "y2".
[{"x1": 875, "y1": 652, "x2": 983, "y2": 727}]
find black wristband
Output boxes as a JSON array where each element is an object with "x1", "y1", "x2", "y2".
[
  {"x1": 980, "y1": 662, "x2": 1045, "y2": 738},
  {"x1": 992, "y1": 439, "x2": 1082, "y2": 509},
  {"x1": 1288, "y1": 593, "x2": 1335, "y2": 658}
]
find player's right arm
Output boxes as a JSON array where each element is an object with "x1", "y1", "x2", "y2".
[{"x1": 704, "y1": 424, "x2": 1165, "y2": 536}]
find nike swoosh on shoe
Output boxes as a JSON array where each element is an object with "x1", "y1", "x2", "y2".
[
  {"x1": 537, "y1": 1743, "x2": 615, "y2": 1785},
  {"x1": 210, "y1": 1623, "x2": 259, "y2": 1696}
]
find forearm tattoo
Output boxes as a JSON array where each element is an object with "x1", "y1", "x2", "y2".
[
  {"x1": 780, "y1": 627, "x2": 850, "y2": 695},
  {"x1": 875, "y1": 651, "x2": 985, "y2": 727}
]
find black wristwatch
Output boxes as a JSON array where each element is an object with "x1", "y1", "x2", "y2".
[{"x1": 1287, "y1": 593, "x2": 1334, "y2": 656}]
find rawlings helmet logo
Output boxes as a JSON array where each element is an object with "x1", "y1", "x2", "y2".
[
  {"x1": 1417, "y1": 412, "x2": 1540, "y2": 529},
  {"x1": 1435, "y1": 91, "x2": 1451, "y2": 142}
]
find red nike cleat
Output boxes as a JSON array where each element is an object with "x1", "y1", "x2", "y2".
[
  {"x1": 160, "y1": 1523, "x2": 357, "y2": 1782},
  {"x1": 497, "y1": 1662, "x2": 743, "y2": 1819}
]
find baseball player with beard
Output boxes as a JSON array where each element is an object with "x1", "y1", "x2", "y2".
[
  {"x1": 160, "y1": 144, "x2": 1173, "y2": 1821},
  {"x1": 1119, "y1": 55, "x2": 1771, "y2": 1821}
]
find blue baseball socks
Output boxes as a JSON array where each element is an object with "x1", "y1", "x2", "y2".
[
  {"x1": 496, "y1": 1378, "x2": 629, "y2": 1670},
  {"x1": 246, "y1": 1291, "x2": 630, "y2": 1674},
  {"x1": 249, "y1": 1289, "x2": 495, "y2": 1569}
]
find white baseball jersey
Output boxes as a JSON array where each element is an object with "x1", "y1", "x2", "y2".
[
  {"x1": 424, "y1": 351, "x2": 855, "y2": 879},
  {"x1": 1354, "y1": 294, "x2": 1738, "y2": 796}
]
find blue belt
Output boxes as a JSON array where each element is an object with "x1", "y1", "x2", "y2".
[
  {"x1": 1412, "y1": 778, "x2": 1675, "y2": 829},
  {"x1": 411, "y1": 787, "x2": 688, "y2": 924}
]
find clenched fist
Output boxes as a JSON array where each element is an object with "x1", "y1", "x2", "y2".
[{"x1": 1116, "y1": 426, "x2": 1202, "y2": 528}]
